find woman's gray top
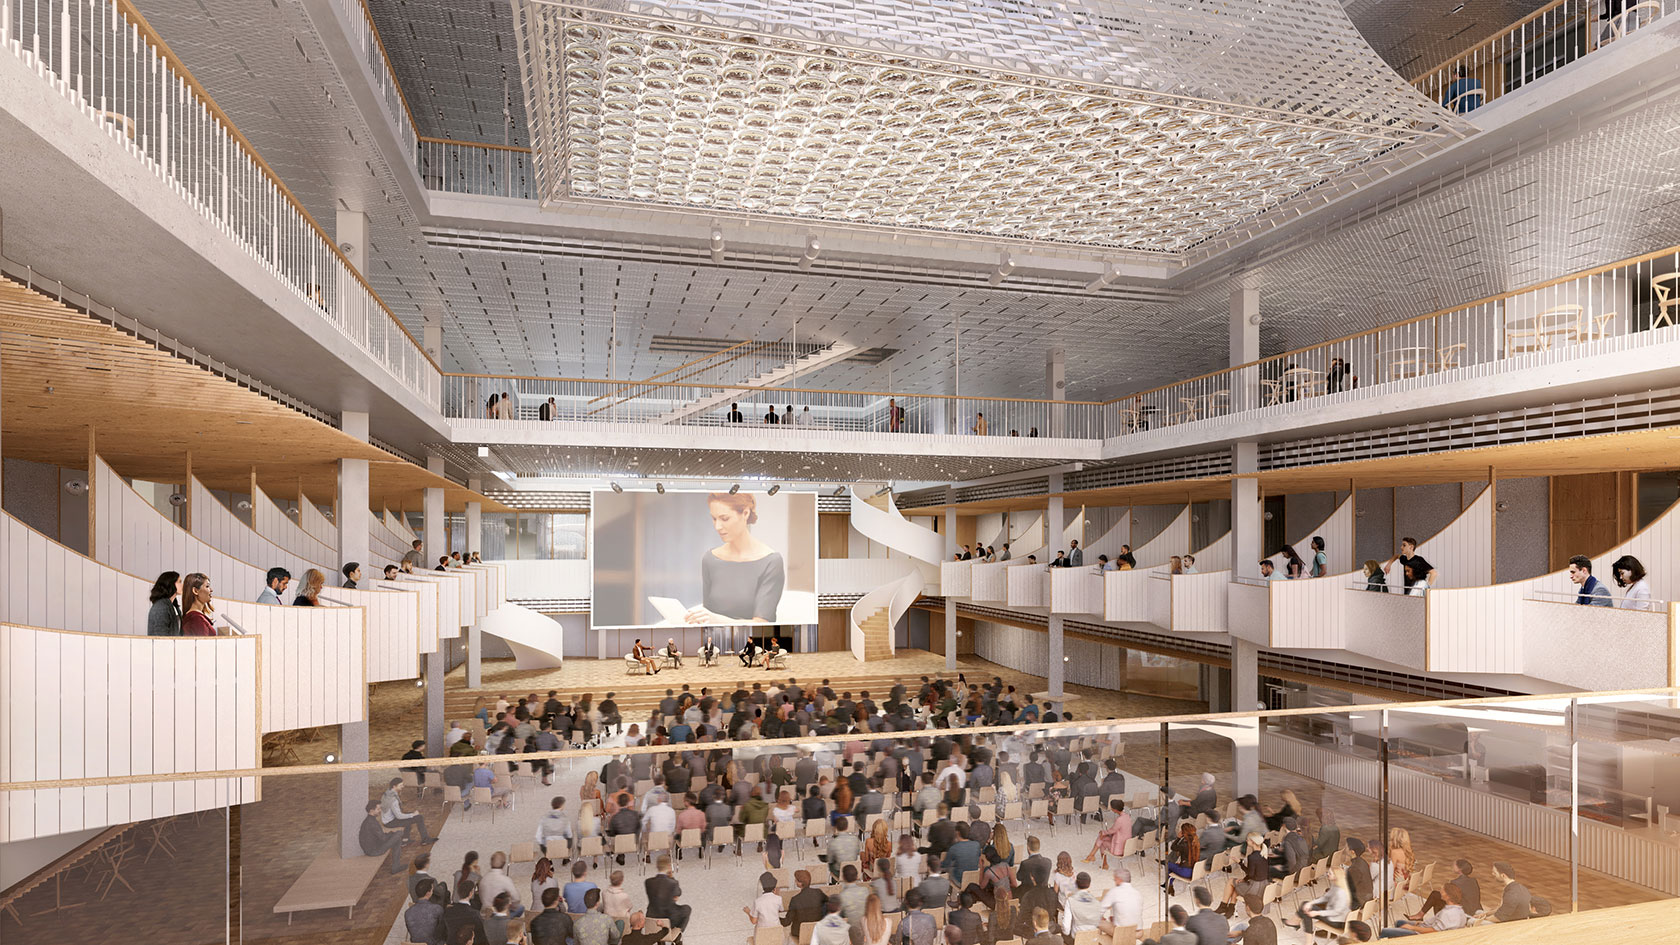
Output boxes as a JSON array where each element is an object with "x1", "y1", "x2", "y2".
[
  {"x1": 701, "y1": 551, "x2": 785, "y2": 621},
  {"x1": 147, "y1": 597, "x2": 181, "y2": 636}
]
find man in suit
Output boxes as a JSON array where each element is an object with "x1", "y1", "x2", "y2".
[
  {"x1": 1068, "y1": 539, "x2": 1084, "y2": 567},
  {"x1": 948, "y1": 892, "x2": 984, "y2": 945},
  {"x1": 528, "y1": 887, "x2": 574, "y2": 945},
  {"x1": 357, "y1": 799, "x2": 407, "y2": 874},
  {"x1": 781, "y1": 869, "x2": 829, "y2": 939},
  {"x1": 1097, "y1": 760, "x2": 1127, "y2": 806},
  {"x1": 1142, "y1": 905, "x2": 1198, "y2": 945},
  {"x1": 1274, "y1": 817, "x2": 1311, "y2": 879},
  {"x1": 1015, "y1": 874, "x2": 1061, "y2": 940},
  {"x1": 444, "y1": 879, "x2": 490, "y2": 945},
  {"x1": 644, "y1": 856, "x2": 690, "y2": 932},
  {"x1": 341, "y1": 562, "x2": 361, "y2": 588},
  {"x1": 825, "y1": 817, "x2": 862, "y2": 884},
  {"x1": 960, "y1": 544, "x2": 973, "y2": 560},
  {"x1": 1344, "y1": 839, "x2": 1374, "y2": 912},
  {"x1": 1482, "y1": 862, "x2": 1531, "y2": 923},
  {"x1": 1018, "y1": 835, "x2": 1052, "y2": 888},
  {"x1": 1024, "y1": 906, "x2": 1062, "y2": 945},
  {"x1": 1188, "y1": 773, "x2": 1218, "y2": 821},
  {"x1": 258, "y1": 567, "x2": 290, "y2": 605},
  {"x1": 1183, "y1": 888, "x2": 1229, "y2": 945},
  {"x1": 404, "y1": 878, "x2": 445, "y2": 945},
  {"x1": 727, "y1": 403, "x2": 744, "y2": 423},
  {"x1": 1568, "y1": 555, "x2": 1613, "y2": 606},
  {"x1": 998, "y1": 543, "x2": 1012, "y2": 561}
]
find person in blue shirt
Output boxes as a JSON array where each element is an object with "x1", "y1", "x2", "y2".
[
  {"x1": 1568, "y1": 555, "x2": 1613, "y2": 606},
  {"x1": 1442, "y1": 65, "x2": 1484, "y2": 113}
]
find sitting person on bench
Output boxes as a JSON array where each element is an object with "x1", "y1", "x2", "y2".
[{"x1": 358, "y1": 799, "x2": 408, "y2": 874}]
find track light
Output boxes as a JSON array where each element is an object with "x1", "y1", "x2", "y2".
[
  {"x1": 1084, "y1": 264, "x2": 1119, "y2": 293},
  {"x1": 656, "y1": 482, "x2": 665, "y2": 494},
  {"x1": 611, "y1": 482, "x2": 624, "y2": 494},
  {"x1": 988, "y1": 251, "x2": 1016, "y2": 286},
  {"x1": 710, "y1": 228, "x2": 725, "y2": 263},
  {"x1": 872, "y1": 485, "x2": 892, "y2": 497},
  {"x1": 729, "y1": 483, "x2": 740, "y2": 494},
  {"x1": 798, "y1": 236, "x2": 820, "y2": 271},
  {"x1": 767, "y1": 484, "x2": 780, "y2": 496},
  {"x1": 63, "y1": 477, "x2": 88, "y2": 496},
  {"x1": 833, "y1": 486, "x2": 847, "y2": 497}
]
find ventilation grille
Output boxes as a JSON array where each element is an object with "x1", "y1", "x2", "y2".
[
  {"x1": 483, "y1": 490, "x2": 593, "y2": 510},
  {"x1": 817, "y1": 495, "x2": 851, "y2": 514},
  {"x1": 1260, "y1": 387, "x2": 1680, "y2": 470},
  {"x1": 819, "y1": 593, "x2": 866, "y2": 608},
  {"x1": 895, "y1": 487, "x2": 949, "y2": 510},
  {"x1": 1066, "y1": 451, "x2": 1235, "y2": 491},
  {"x1": 1256, "y1": 652, "x2": 1522, "y2": 700},
  {"x1": 954, "y1": 477, "x2": 1051, "y2": 504},
  {"x1": 510, "y1": 598, "x2": 591, "y2": 614}
]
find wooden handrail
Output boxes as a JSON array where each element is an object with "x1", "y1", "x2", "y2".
[
  {"x1": 583, "y1": 337, "x2": 760, "y2": 404},
  {"x1": 418, "y1": 134, "x2": 535, "y2": 154},
  {"x1": 349, "y1": 0, "x2": 420, "y2": 136},
  {"x1": 112, "y1": 0, "x2": 440, "y2": 375},
  {"x1": 446, "y1": 372, "x2": 1108, "y2": 406},
  {"x1": 1408, "y1": 0, "x2": 1583, "y2": 85}
]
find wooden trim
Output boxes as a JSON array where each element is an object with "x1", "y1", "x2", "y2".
[
  {"x1": 1408, "y1": 0, "x2": 1579, "y2": 85},
  {"x1": 416, "y1": 134, "x2": 534, "y2": 154},
  {"x1": 350, "y1": 0, "x2": 419, "y2": 134},
  {"x1": 110, "y1": 1, "x2": 440, "y2": 374},
  {"x1": 86, "y1": 425, "x2": 96, "y2": 559},
  {"x1": 183, "y1": 451, "x2": 193, "y2": 533},
  {"x1": 445, "y1": 371, "x2": 1108, "y2": 405}
]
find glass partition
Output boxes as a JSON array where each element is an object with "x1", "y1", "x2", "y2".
[{"x1": 4, "y1": 688, "x2": 1678, "y2": 945}]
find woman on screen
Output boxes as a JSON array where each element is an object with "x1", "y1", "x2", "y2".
[{"x1": 685, "y1": 492, "x2": 785, "y2": 624}]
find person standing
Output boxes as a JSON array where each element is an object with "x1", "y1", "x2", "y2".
[
  {"x1": 1309, "y1": 537, "x2": 1328, "y2": 578},
  {"x1": 1387, "y1": 538, "x2": 1435, "y2": 592},
  {"x1": 1612, "y1": 555, "x2": 1652, "y2": 610},
  {"x1": 181, "y1": 573, "x2": 217, "y2": 636},
  {"x1": 403, "y1": 540, "x2": 424, "y2": 569},
  {"x1": 1568, "y1": 556, "x2": 1612, "y2": 606},
  {"x1": 728, "y1": 403, "x2": 744, "y2": 423},
  {"x1": 342, "y1": 562, "x2": 362, "y2": 589},
  {"x1": 147, "y1": 571, "x2": 183, "y2": 636},
  {"x1": 1067, "y1": 540, "x2": 1084, "y2": 568},
  {"x1": 539, "y1": 397, "x2": 557, "y2": 421},
  {"x1": 972, "y1": 412, "x2": 988, "y2": 436}
]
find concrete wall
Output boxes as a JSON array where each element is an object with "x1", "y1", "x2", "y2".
[
  {"x1": 1, "y1": 458, "x2": 90, "y2": 554},
  {"x1": 1494, "y1": 477, "x2": 1551, "y2": 582}
]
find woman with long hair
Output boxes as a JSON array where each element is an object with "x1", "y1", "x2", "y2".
[
  {"x1": 1165, "y1": 821, "x2": 1200, "y2": 890},
  {"x1": 293, "y1": 568, "x2": 325, "y2": 606},
  {"x1": 455, "y1": 850, "x2": 482, "y2": 894},
  {"x1": 1083, "y1": 798, "x2": 1131, "y2": 869},
  {"x1": 1361, "y1": 559, "x2": 1388, "y2": 593},
  {"x1": 529, "y1": 857, "x2": 556, "y2": 907},
  {"x1": 1223, "y1": 833, "x2": 1270, "y2": 918},
  {"x1": 1051, "y1": 851, "x2": 1077, "y2": 902},
  {"x1": 485, "y1": 392, "x2": 499, "y2": 418},
  {"x1": 860, "y1": 893, "x2": 893, "y2": 945},
  {"x1": 1280, "y1": 545, "x2": 1305, "y2": 579},
  {"x1": 147, "y1": 571, "x2": 182, "y2": 636},
  {"x1": 180, "y1": 573, "x2": 216, "y2": 636},
  {"x1": 966, "y1": 847, "x2": 1017, "y2": 910},
  {"x1": 863, "y1": 818, "x2": 893, "y2": 874},
  {"x1": 1388, "y1": 826, "x2": 1416, "y2": 888},
  {"x1": 987, "y1": 823, "x2": 1015, "y2": 866},
  {"x1": 685, "y1": 492, "x2": 785, "y2": 624},
  {"x1": 1265, "y1": 789, "x2": 1302, "y2": 832}
]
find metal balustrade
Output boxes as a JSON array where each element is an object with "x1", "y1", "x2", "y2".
[
  {"x1": 1, "y1": 0, "x2": 440, "y2": 405},
  {"x1": 329, "y1": 0, "x2": 417, "y2": 164},
  {"x1": 1410, "y1": 0, "x2": 1679, "y2": 114}
]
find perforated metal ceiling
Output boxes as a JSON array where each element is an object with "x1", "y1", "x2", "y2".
[{"x1": 429, "y1": 441, "x2": 1060, "y2": 482}]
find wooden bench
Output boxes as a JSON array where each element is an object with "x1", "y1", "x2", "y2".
[{"x1": 271, "y1": 844, "x2": 384, "y2": 924}]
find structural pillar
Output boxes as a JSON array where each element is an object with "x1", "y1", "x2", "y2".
[
  {"x1": 1045, "y1": 347, "x2": 1066, "y2": 437},
  {"x1": 466, "y1": 477, "x2": 483, "y2": 688},
  {"x1": 1230, "y1": 638, "x2": 1260, "y2": 798},
  {"x1": 422, "y1": 454, "x2": 447, "y2": 755},
  {"x1": 1229, "y1": 272, "x2": 1261, "y2": 411},
  {"x1": 1046, "y1": 472, "x2": 1065, "y2": 699},
  {"x1": 336, "y1": 410, "x2": 371, "y2": 858},
  {"x1": 1231, "y1": 442, "x2": 1262, "y2": 578}
]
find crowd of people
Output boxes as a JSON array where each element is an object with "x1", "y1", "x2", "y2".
[{"x1": 388, "y1": 673, "x2": 1547, "y2": 945}]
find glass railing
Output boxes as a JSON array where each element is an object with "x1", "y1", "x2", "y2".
[
  {"x1": 0, "y1": 0, "x2": 441, "y2": 405},
  {"x1": 1410, "y1": 0, "x2": 1679, "y2": 113},
  {"x1": 3, "y1": 686, "x2": 1676, "y2": 944}
]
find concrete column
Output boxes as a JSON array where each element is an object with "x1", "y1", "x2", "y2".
[
  {"x1": 337, "y1": 209, "x2": 370, "y2": 341},
  {"x1": 423, "y1": 316, "x2": 443, "y2": 364},
  {"x1": 942, "y1": 497, "x2": 958, "y2": 670},
  {"x1": 1230, "y1": 442, "x2": 1262, "y2": 578},
  {"x1": 422, "y1": 454, "x2": 446, "y2": 754},
  {"x1": 1230, "y1": 638, "x2": 1260, "y2": 798},
  {"x1": 1046, "y1": 474, "x2": 1065, "y2": 562},
  {"x1": 1045, "y1": 347, "x2": 1066, "y2": 437},
  {"x1": 1229, "y1": 273, "x2": 1261, "y2": 411},
  {"x1": 465, "y1": 478, "x2": 483, "y2": 686},
  {"x1": 1046, "y1": 471, "x2": 1065, "y2": 700},
  {"x1": 336, "y1": 410, "x2": 371, "y2": 858},
  {"x1": 1046, "y1": 614, "x2": 1065, "y2": 702}
]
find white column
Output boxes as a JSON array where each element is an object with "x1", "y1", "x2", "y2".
[
  {"x1": 337, "y1": 209, "x2": 370, "y2": 341},
  {"x1": 1046, "y1": 472, "x2": 1065, "y2": 699},
  {"x1": 1229, "y1": 273, "x2": 1261, "y2": 411},
  {"x1": 423, "y1": 316, "x2": 443, "y2": 364},
  {"x1": 943, "y1": 499, "x2": 957, "y2": 669},
  {"x1": 1230, "y1": 638, "x2": 1260, "y2": 797},
  {"x1": 422, "y1": 454, "x2": 446, "y2": 754},
  {"x1": 1230, "y1": 442, "x2": 1262, "y2": 578},
  {"x1": 465, "y1": 477, "x2": 483, "y2": 687},
  {"x1": 1045, "y1": 346, "x2": 1065, "y2": 437},
  {"x1": 337, "y1": 410, "x2": 371, "y2": 858}
]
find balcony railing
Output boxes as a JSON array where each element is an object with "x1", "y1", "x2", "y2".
[
  {"x1": 1, "y1": 0, "x2": 440, "y2": 405},
  {"x1": 418, "y1": 136, "x2": 538, "y2": 200},
  {"x1": 1410, "y1": 0, "x2": 1678, "y2": 113},
  {"x1": 330, "y1": 0, "x2": 418, "y2": 164},
  {"x1": 1103, "y1": 245, "x2": 1680, "y2": 440}
]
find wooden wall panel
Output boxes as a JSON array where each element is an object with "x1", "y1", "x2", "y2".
[
  {"x1": 819, "y1": 514, "x2": 850, "y2": 558},
  {"x1": 0, "y1": 625, "x2": 260, "y2": 841},
  {"x1": 954, "y1": 515, "x2": 977, "y2": 556},
  {"x1": 1550, "y1": 472, "x2": 1625, "y2": 571},
  {"x1": 816, "y1": 609, "x2": 849, "y2": 652}
]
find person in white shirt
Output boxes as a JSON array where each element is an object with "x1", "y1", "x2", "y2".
[
  {"x1": 1098, "y1": 867, "x2": 1141, "y2": 930},
  {"x1": 478, "y1": 851, "x2": 524, "y2": 917},
  {"x1": 744, "y1": 872, "x2": 783, "y2": 928},
  {"x1": 811, "y1": 898, "x2": 853, "y2": 945},
  {"x1": 1382, "y1": 880, "x2": 1467, "y2": 936},
  {"x1": 1258, "y1": 559, "x2": 1282, "y2": 581},
  {"x1": 936, "y1": 759, "x2": 968, "y2": 793},
  {"x1": 379, "y1": 777, "x2": 435, "y2": 842},
  {"x1": 536, "y1": 796, "x2": 576, "y2": 857},
  {"x1": 1061, "y1": 872, "x2": 1103, "y2": 934},
  {"x1": 1180, "y1": 555, "x2": 1197, "y2": 574},
  {"x1": 1613, "y1": 555, "x2": 1653, "y2": 611},
  {"x1": 447, "y1": 722, "x2": 467, "y2": 745}
]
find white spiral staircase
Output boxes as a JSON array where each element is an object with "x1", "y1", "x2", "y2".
[{"x1": 847, "y1": 491, "x2": 943, "y2": 661}]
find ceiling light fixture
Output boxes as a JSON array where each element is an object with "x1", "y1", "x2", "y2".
[
  {"x1": 833, "y1": 486, "x2": 847, "y2": 497},
  {"x1": 611, "y1": 482, "x2": 624, "y2": 493},
  {"x1": 728, "y1": 483, "x2": 740, "y2": 494},
  {"x1": 1084, "y1": 264, "x2": 1120, "y2": 293},
  {"x1": 798, "y1": 236, "x2": 820, "y2": 271},
  {"x1": 988, "y1": 252, "x2": 1017, "y2": 286},
  {"x1": 873, "y1": 485, "x2": 892, "y2": 497},
  {"x1": 767, "y1": 484, "x2": 780, "y2": 495},
  {"x1": 477, "y1": 446, "x2": 490, "y2": 457},
  {"x1": 709, "y1": 228, "x2": 725, "y2": 264},
  {"x1": 63, "y1": 478, "x2": 88, "y2": 496}
]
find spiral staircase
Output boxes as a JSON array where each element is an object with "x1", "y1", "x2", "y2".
[{"x1": 847, "y1": 491, "x2": 943, "y2": 661}]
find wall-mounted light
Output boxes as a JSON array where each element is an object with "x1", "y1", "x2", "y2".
[
  {"x1": 323, "y1": 752, "x2": 339, "y2": 763},
  {"x1": 767, "y1": 484, "x2": 780, "y2": 496},
  {"x1": 1495, "y1": 501, "x2": 1509, "y2": 513},
  {"x1": 1084, "y1": 264, "x2": 1119, "y2": 293},
  {"x1": 1262, "y1": 511, "x2": 1274, "y2": 521},
  {"x1": 236, "y1": 499, "x2": 253, "y2": 511},
  {"x1": 656, "y1": 482, "x2": 666, "y2": 494},
  {"x1": 414, "y1": 678, "x2": 426, "y2": 688},
  {"x1": 728, "y1": 483, "x2": 740, "y2": 494},
  {"x1": 63, "y1": 477, "x2": 88, "y2": 496},
  {"x1": 872, "y1": 485, "x2": 892, "y2": 497},
  {"x1": 833, "y1": 486, "x2": 847, "y2": 497},
  {"x1": 169, "y1": 493, "x2": 188, "y2": 507},
  {"x1": 611, "y1": 482, "x2": 624, "y2": 494},
  {"x1": 1248, "y1": 312, "x2": 1264, "y2": 325},
  {"x1": 987, "y1": 251, "x2": 1017, "y2": 286}
]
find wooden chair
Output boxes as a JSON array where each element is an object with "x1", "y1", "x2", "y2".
[
  {"x1": 1653, "y1": 273, "x2": 1680, "y2": 328},
  {"x1": 751, "y1": 925, "x2": 784, "y2": 945},
  {"x1": 470, "y1": 786, "x2": 495, "y2": 821},
  {"x1": 1072, "y1": 929, "x2": 1101, "y2": 945},
  {"x1": 509, "y1": 842, "x2": 536, "y2": 863},
  {"x1": 578, "y1": 835, "x2": 605, "y2": 868},
  {"x1": 646, "y1": 831, "x2": 673, "y2": 864},
  {"x1": 612, "y1": 833, "x2": 639, "y2": 861},
  {"x1": 1108, "y1": 925, "x2": 1137, "y2": 945},
  {"x1": 677, "y1": 827, "x2": 702, "y2": 863}
]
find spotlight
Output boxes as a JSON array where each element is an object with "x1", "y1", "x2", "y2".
[
  {"x1": 872, "y1": 485, "x2": 892, "y2": 497},
  {"x1": 709, "y1": 228, "x2": 725, "y2": 263},
  {"x1": 1262, "y1": 511, "x2": 1273, "y2": 521},
  {"x1": 286, "y1": 506, "x2": 300, "y2": 516},
  {"x1": 987, "y1": 251, "x2": 1016, "y2": 286},
  {"x1": 833, "y1": 486, "x2": 847, "y2": 497},
  {"x1": 798, "y1": 236, "x2": 820, "y2": 271},
  {"x1": 1495, "y1": 501, "x2": 1509, "y2": 513},
  {"x1": 1084, "y1": 264, "x2": 1119, "y2": 293},
  {"x1": 236, "y1": 499, "x2": 252, "y2": 511},
  {"x1": 656, "y1": 482, "x2": 665, "y2": 494},
  {"x1": 168, "y1": 493, "x2": 188, "y2": 507},
  {"x1": 728, "y1": 483, "x2": 740, "y2": 494},
  {"x1": 477, "y1": 446, "x2": 490, "y2": 457},
  {"x1": 611, "y1": 482, "x2": 624, "y2": 494},
  {"x1": 63, "y1": 477, "x2": 88, "y2": 496},
  {"x1": 415, "y1": 678, "x2": 426, "y2": 688},
  {"x1": 323, "y1": 752, "x2": 339, "y2": 764},
  {"x1": 767, "y1": 484, "x2": 780, "y2": 496}
]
